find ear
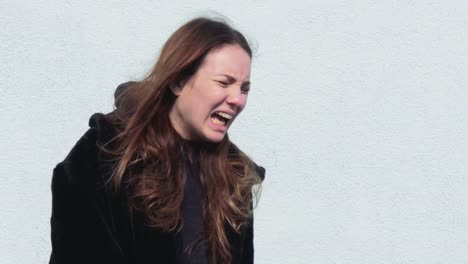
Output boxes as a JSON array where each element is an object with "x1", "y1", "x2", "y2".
[
  {"x1": 170, "y1": 79, "x2": 189, "y2": 96},
  {"x1": 169, "y1": 84, "x2": 182, "y2": 96}
]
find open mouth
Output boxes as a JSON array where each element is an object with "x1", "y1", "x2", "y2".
[{"x1": 211, "y1": 111, "x2": 233, "y2": 126}]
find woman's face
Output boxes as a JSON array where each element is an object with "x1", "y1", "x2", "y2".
[{"x1": 169, "y1": 44, "x2": 251, "y2": 143}]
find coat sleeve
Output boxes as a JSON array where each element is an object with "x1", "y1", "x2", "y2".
[
  {"x1": 241, "y1": 215, "x2": 255, "y2": 264},
  {"x1": 49, "y1": 129, "x2": 124, "y2": 264},
  {"x1": 241, "y1": 165, "x2": 265, "y2": 264}
]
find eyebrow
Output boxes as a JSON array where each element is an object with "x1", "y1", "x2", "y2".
[{"x1": 217, "y1": 74, "x2": 251, "y2": 86}]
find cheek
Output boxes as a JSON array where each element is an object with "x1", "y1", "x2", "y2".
[{"x1": 189, "y1": 97, "x2": 211, "y2": 123}]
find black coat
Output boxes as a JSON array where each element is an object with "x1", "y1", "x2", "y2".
[{"x1": 49, "y1": 112, "x2": 265, "y2": 264}]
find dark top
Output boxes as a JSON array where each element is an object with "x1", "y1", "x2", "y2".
[
  {"x1": 176, "y1": 146, "x2": 208, "y2": 264},
  {"x1": 49, "y1": 112, "x2": 265, "y2": 264}
]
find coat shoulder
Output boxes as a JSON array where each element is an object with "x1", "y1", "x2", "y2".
[
  {"x1": 55, "y1": 113, "x2": 117, "y2": 187},
  {"x1": 50, "y1": 113, "x2": 127, "y2": 264}
]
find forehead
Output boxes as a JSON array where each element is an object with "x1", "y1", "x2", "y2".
[{"x1": 199, "y1": 44, "x2": 251, "y2": 80}]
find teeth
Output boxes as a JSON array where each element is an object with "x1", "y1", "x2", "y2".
[
  {"x1": 217, "y1": 112, "x2": 233, "y2": 120},
  {"x1": 211, "y1": 116, "x2": 226, "y2": 125}
]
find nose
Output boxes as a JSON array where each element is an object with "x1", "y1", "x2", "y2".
[{"x1": 225, "y1": 86, "x2": 246, "y2": 110}]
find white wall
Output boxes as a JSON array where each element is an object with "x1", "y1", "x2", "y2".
[{"x1": 2, "y1": 0, "x2": 468, "y2": 263}]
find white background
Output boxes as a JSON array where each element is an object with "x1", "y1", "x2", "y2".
[{"x1": 2, "y1": 0, "x2": 468, "y2": 263}]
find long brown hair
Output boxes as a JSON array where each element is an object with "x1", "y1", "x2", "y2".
[{"x1": 105, "y1": 17, "x2": 262, "y2": 263}]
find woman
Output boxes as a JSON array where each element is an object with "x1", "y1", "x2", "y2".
[{"x1": 49, "y1": 17, "x2": 265, "y2": 264}]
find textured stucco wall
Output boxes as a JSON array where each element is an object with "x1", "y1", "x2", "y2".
[{"x1": 2, "y1": 1, "x2": 468, "y2": 263}]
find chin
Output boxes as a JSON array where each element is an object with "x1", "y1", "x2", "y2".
[{"x1": 202, "y1": 132, "x2": 226, "y2": 143}]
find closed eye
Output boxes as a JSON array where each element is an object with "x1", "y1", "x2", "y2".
[{"x1": 217, "y1": 80, "x2": 229, "y2": 87}]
